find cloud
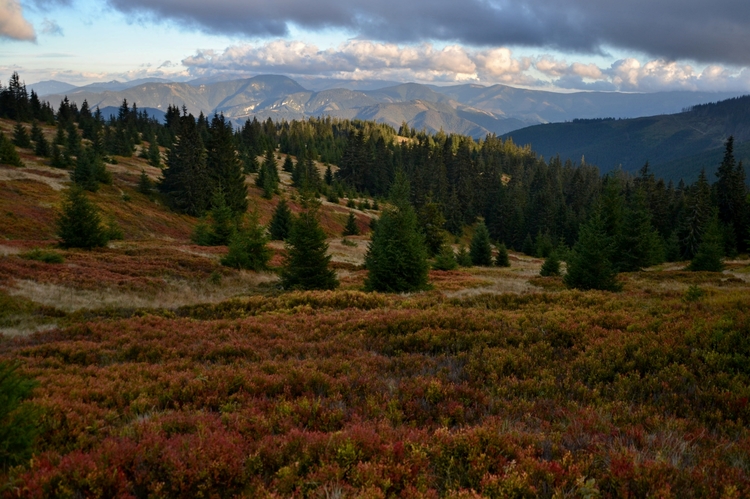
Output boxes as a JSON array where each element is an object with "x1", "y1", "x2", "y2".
[
  {"x1": 179, "y1": 39, "x2": 750, "y2": 93},
  {"x1": 182, "y1": 41, "x2": 551, "y2": 86},
  {"x1": 41, "y1": 18, "x2": 63, "y2": 36},
  {"x1": 0, "y1": 0, "x2": 36, "y2": 41},
  {"x1": 95, "y1": 0, "x2": 750, "y2": 66}
]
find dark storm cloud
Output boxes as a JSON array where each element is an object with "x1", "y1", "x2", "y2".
[{"x1": 96, "y1": 0, "x2": 750, "y2": 65}]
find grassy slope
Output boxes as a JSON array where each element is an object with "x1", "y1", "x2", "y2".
[{"x1": 1, "y1": 119, "x2": 750, "y2": 497}]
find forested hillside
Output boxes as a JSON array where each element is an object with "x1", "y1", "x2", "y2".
[{"x1": 504, "y1": 95, "x2": 750, "y2": 182}]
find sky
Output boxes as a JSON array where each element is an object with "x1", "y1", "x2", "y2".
[{"x1": 1, "y1": 0, "x2": 750, "y2": 93}]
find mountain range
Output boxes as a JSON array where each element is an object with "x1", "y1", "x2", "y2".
[{"x1": 31, "y1": 75, "x2": 744, "y2": 138}]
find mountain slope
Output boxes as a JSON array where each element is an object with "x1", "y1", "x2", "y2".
[{"x1": 504, "y1": 95, "x2": 750, "y2": 182}]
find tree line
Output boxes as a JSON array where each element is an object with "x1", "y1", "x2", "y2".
[{"x1": 3, "y1": 71, "x2": 748, "y2": 292}]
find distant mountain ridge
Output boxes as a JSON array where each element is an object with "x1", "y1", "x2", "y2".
[
  {"x1": 504, "y1": 95, "x2": 750, "y2": 183},
  {"x1": 36, "y1": 75, "x2": 745, "y2": 138}
]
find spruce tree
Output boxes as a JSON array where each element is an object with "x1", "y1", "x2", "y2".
[
  {"x1": 664, "y1": 232, "x2": 681, "y2": 262},
  {"x1": 57, "y1": 186, "x2": 109, "y2": 249},
  {"x1": 206, "y1": 191, "x2": 236, "y2": 246},
  {"x1": 470, "y1": 219, "x2": 493, "y2": 266},
  {"x1": 432, "y1": 242, "x2": 458, "y2": 271},
  {"x1": 282, "y1": 155, "x2": 295, "y2": 173},
  {"x1": 54, "y1": 121, "x2": 66, "y2": 146},
  {"x1": 207, "y1": 114, "x2": 247, "y2": 216},
  {"x1": 522, "y1": 233, "x2": 535, "y2": 256},
  {"x1": 681, "y1": 169, "x2": 712, "y2": 259},
  {"x1": 324, "y1": 164, "x2": 333, "y2": 185},
  {"x1": 268, "y1": 199, "x2": 293, "y2": 241},
  {"x1": 66, "y1": 122, "x2": 82, "y2": 158},
  {"x1": 495, "y1": 242, "x2": 510, "y2": 267},
  {"x1": 688, "y1": 214, "x2": 724, "y2": 272},
  {"x1": 540, "y1": 252, "x2": 561, "y2": 276},
  {"x1": 70, "y1": 147, "x2": 99, "y2": 192},
  {"x1": 418, "y1": 200, "x2": 446, "y2": 257},
  {"x1": 715, "y1": 137, "x2": 748, "y2": 253},
  {"x1": 29, "y1": 120, "x2": 45, "y2": 143},
  {"x1": 49, "y1": 143, "x2": 66, "y2": 169},
  {"x1": 456, "y1": 245, "x2": 472, "y2": 267},
  {"x1": 564, "y1": 209, "x2": 621, "y2": 291},
  {"x1": 343, "y1": 211, "x2": 360, "y2": 236},
  {"x1": 160, "y1": 114, "x2": 211, "y2": 216},
  {"x1": 364, "y1": 173, "x2": 429, "y2": 292},
  {"x1": 31, "y1": 121, "x2": 50, "y2": 157},
  {"x1": 138, "y1": 170, "x2": 153, "y2": 196},
  {"x1": 615, "y1": 189, "x2": 664, "y2": 271},
  {"x1": 281, "y1": 193, "x2": 338, "y2": 290},
  {"x1": 221, "y1": 212, "x2": 271, "y2": 271},
  {"x1": 12, "y1": 122, "x2": 31, "y2": 148},
  {"x1": 0, "y1": 132, "x2": 23, "y2": 167},
  {"x1": 147, "y1": 135, "x2": 161, "y2": 168}
]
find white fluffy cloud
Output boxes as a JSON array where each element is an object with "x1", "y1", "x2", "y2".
[
  {"x1": 181, "y1": 40, "x2": 750, "y2": 93},
  {"x1": 183, "y1": 41, "x2": 542, "y2": 86},
  {"x1": 0, "y1": 0, "x2": 36, "y2": 41}
]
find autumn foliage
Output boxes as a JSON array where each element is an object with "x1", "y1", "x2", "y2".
[{"x1": 1, "y1": 279, "x2": 749, "y2": 497}]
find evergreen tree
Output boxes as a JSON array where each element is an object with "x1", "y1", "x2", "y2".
[
  {"x1": 54, "y1": 121, "x2": 66, "y2": 146},
  {"x1": 70, "y1": 148, "x2": 99, "y2": 192},
  {"x1": 282, "y1": 155, "x2": 295, "y2": 173},
  {"x1": 49, "y1": 143, "x2": 66, "y2": 169},
  {"x1": 522, "y1": 233, "x2": 535, "y2": 256},
  {"x1": 138, "y1": 170, "x2": 153, "y2": 196},
  {"x1": 66, "y1": 122, "x2": 82, "y2": 157},
  {"x1": 56, "y1": 186, "x2": 109, "y2": 249},
  {"x1": 540, "y1": 252, "x2": 561, "y2": 276},
  {"x1": 159, "y1": 114, "x2": 211, "y2": 216},
  {"x1": 29, "y1": 120, "x2": 44, "y2": 143},
  {"x1": 343, "y1": 211, "x2": 360, "y2": 236},
  {"x1": 268, "y1": 199, "x2": 293, "y2": 241},
  {"x1": 207, "y1": 114, "x2": 247, "y2": 215},
  {"x1": 281, "y1": 193, "x2": 338, "y2": 290},
  {"x1": 432, "y1": 242, "x2": 458, "y2": 271},
  {"x1": 0, "y1": 361, "x2": 39, "y2": 469},
  {"x1": 615, "y1": 189, "x2": 664, "y2": 271},
  {"x1": 681, "y1": 169, "x2": 712, "y2": 259},
  {"x1": 221, "y1": 212, "x2": 271, "y2": 271},
  {"x1": 564, "y1": 209, "x2": 621, "y2": 291},
  {"x1": 470, "y1": 218, "x2": 493, "y2": 266},
  {"x1": 324, "y1": 164, "x2": 333, "y2": 185},
  {"x1": 495, "y1": 242, "x2": 510, "y2": 267},
  {"x1": 418, "y1": 200, "x2": 447, "y2": 257},
  {"x1": 534, "y1": 230, "x2": 554, "y2": 258},
  {"x1": 456, "y1": 245, "x2": 472, "y2": 267},
  {"x1": 664, "y1": 232, "x2": 681, "y2": 262},
  {"x1": 364, "y1": 173, "x2": 429, "y2": 292},
  {"x1": 147, "y1": 134, "x2": 161, "y2": 168},
  {"x1": 688, "y1": 214, "x2": 724, "y2": 272},
  {"x1": 206, "y1": 191, "x2": 236, "y2": 246},
  {"x1": 256, "y1": 147, "x2": 279, "y2": 198},
  {"x1": 715, "y1": 137, "x2": 748, "y2": 253},
  {"x1": 12, "y1": 122, "x2": 31, "y2": 148},
  {"x1": 0, "y1": 132, "x2": 23, "y2": 167},
  {"x1": 30, "y1": 121, "x2": 50, "y2": 157}
]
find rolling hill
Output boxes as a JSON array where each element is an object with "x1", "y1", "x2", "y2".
[{"x1": 504, "y1": 95, "x2": 750, "y2": 182}]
